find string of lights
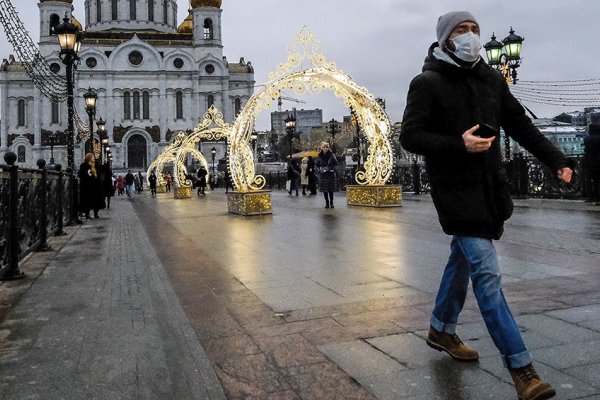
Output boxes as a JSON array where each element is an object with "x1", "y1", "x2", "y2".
[
  {"x1": 511, "y1": 78, "x2": 600, "y2": 107},
  {"x1": 0, "y1": 0, "x2": 67, "y2": 102}
]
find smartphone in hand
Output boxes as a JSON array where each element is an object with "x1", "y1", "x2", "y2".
[{"x1": 477, "y1": 123, "x2": 499, "y2": 138}]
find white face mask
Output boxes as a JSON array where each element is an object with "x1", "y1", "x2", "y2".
[{"x1": 451, "y1": 31, "x2": 482, "y2": 62}]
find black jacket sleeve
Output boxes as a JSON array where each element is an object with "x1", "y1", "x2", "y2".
[{"x1": 400, "y1": 74, "x2": 467, "y2": 157}]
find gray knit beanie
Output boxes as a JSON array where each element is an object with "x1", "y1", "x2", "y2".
[{"x1": 436, "y1": 11, "x2": 478, "y2": 48}]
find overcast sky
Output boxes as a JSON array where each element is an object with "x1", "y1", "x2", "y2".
[{"x1": 1, "y1": 0, "x2": 599, "y2": 130}]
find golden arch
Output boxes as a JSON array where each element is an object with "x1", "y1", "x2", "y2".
[
  {"x1": 173, "y1": 106, "x2": 230, "y2": 189},
  {"x1": 229, "y1": 28, "x2": 394, "y2": 193},
  {"x1": 146, "y1": 132, "x2": 188, "y2": 188}
]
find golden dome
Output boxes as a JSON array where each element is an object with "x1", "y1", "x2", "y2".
[
  {"x1": 177, "y1": 12, "x2": 193, "y2": 34},
  {"x1": 191, "y1": 0, "x2": 222, "y2": 8},
  {"x1": 40, "y1": 0, "x2": 73, "y2": 3},
  {"x1": 71, "y1": 16, "x2": 83, "y2": 31}
]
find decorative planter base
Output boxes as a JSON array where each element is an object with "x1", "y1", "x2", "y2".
[
  {"x1": 227, "y1": 191, "x2": 272, "y2": 215},
  {"x1": 156, "y1": 184, "x2": 167, "y2": 194},
  {"x1": 174, "y1": 186, "x2": 192, "y2": 199},
  {"x1": 346, "y1": 185, "x2": 402, "y2": 207}
]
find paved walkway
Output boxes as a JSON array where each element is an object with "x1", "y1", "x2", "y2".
[{"x1": 1, "y1": 189, "x2": 600, "y2": 399}]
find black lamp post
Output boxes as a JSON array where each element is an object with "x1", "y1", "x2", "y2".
[
  {"x1": 210, "y1": 147, "x2": 216, "y2": 186},
  {"x1": 83, "y1": 87, "x2": 97, "y2": 156},
  {"x1": 484, "y1": 27, "x2": 524, "y2": 160},
  {"x1": 54, "y1": 14, "x2": 81, "y2": 171},
  {"x1": 328, "y1": 118, "x2": 339, "y2": 154},
  {"x1": 48, "y1": 132, "x2": 56, "y2": 167},
  {"x1": 97, "y1": 117, "x2": 107, "y2": 162},
  {"x1": 250, "y1": 132, "x2": 258, "y2": 162},
  {"x1": 284, "y1": 114, "x2": 296, "y2": 160},
  {"x1": 350, "y1": 107, "x2": 361, "y2": 170}
]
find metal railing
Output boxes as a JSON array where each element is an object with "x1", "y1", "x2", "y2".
[{"x1": 0, "y1": 153, "x2": 73, "y2": 280}]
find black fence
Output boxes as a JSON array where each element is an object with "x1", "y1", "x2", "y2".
[
  {"x1": 0, "y1": 154, "x2": 74, "y2": 280},
  {"x1": 261, "y1": 155, "x2": 592, "y2": 200}
]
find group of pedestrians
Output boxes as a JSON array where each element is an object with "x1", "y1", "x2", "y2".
[{"x1": 287, "y1": 142, "x2": 338, "y2": 208}]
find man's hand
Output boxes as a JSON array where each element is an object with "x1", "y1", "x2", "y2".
[
  {"x1": 463, "y1": 125, "x2": 496, "y2": 153},
  {"x1": 557, "y1": 167, "x2": 573, "y2": 183}
]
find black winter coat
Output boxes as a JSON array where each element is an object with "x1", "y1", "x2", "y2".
[{"x1": 401, "y1": 43, "x2": 570, "y2": 239}]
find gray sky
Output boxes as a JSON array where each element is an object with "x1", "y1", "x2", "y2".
[{"x1": 1, "y1": 0, "x2": 599, "y2": 130}]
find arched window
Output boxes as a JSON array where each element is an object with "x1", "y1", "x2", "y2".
[
  {"x1": 163, "y1": 0, "x2": 168, "y2": 24},
  {"x1": 234, "y1": 98, "x2": 241, "y2": 116},
  {"x1": 148, "y1": 0, "x2": 154, "y2": 22},
  {"x1": 142, "y1": 91, "x2": 150, "y2": 120},
  {"x1": 203, "y1": 19, "x2": 213, "y2": 40},
  {"x1": 175, "y1": 91, "x2": 183, "y2": 119},
  {"x1": 17, "y1": 145, "x2": 26, "y2": 163},
  {"x1": 97, "y1": 0, "x2": 102, "y2": 22},
  {"x1": 17, "y1": 99, "x2": 26, "y2": 127},
  {"x1": 123, "y1": 91, "x2": 131, "y2": 120},
  {"x1": 112, "y1": 0, "x2": 118, "y2": 20},
  {"x1": 51, "y1": 100, "x2": 59, "y2": 124},
  {"x1": 49, "y1": 14, "x2": 60, "y2": 36},
  {"x1": 207, "y1": 95, "x2": 214, "y2": 109},
  {"x1": 133, "y1": 91, "x2": 141, "y2": 119},
  {"x1": 130, "y1": 0, "x2": 137, "y2": 20}
]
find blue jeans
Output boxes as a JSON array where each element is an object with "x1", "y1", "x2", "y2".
[
  {"x1": 126, "y1": 184, "x2": 133, "y2": 197},
  {"x1": 431, "y1": 236, "x2": 532, "y2": 369}
]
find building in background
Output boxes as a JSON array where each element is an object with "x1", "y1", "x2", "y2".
[{"x1": 0, "y1": 0, "x2": 254, "y2": 170}]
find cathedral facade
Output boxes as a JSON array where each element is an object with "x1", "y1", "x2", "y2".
[{"x1": 0, "y1": 0, "x2": 254, "y2": 170}]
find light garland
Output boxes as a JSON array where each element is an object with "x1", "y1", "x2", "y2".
[{"x1": 229, "y1": 27, "x2": 394, "y2": 192}]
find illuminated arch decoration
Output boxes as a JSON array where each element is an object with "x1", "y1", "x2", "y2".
[
  {"x1": 172, "y1": 106, "x2": 229, "y2": 198},
  {"x1": 230, "y1": 27, "x2": 394, "y2": 192},
  {"x1": 146, "y1": 132, "x2": 188, "y2": 193},
  {"x1": 228, "y1": 27, "x2": 400, "y2": 211}
]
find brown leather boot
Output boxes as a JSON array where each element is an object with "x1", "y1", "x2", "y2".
[
  {"x1": 509, "y1": 364, "x2": 556, "y2": 400},
  {"x1": 426, "y1": 326, "x2": 479, "y2": 361}
]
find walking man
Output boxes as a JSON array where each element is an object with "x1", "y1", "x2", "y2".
[
  {"x1": 125, "y1": 169, "x2": 135, "y2": 198},
  {"x1": 401, "y1": 11, "x2": 573, "y2": 400}
]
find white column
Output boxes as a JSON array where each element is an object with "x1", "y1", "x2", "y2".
[
  {"x1": 105, "y1": 72, "x2": 114, "y2": 141},
  {"x1": 159, "y1": 74, "x2": 167, "y2": 142},
  {"x1": 33, "y1": 87, "x2": 42, "y2": 147},
  {"x1": 1, "y1": 80, "x2": 9, "y2": 151}
]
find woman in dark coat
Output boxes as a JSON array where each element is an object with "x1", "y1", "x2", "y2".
[
  {"x1": 286, "y1": 159, "x2": 301, "y2": 196},
  {"x1": 101, "y1": 163, "x2": 115, "y2": 209},
  {"x1": 315, "y1": 142, "x2": 338, "y2": 208},
  {"x1": 148, "y1": 170, "x2": 158, "y2": 196},
  {"x1": 78, "y1": 153, "x2": 103, "y2": 219},
  {"x1": 196, "y1": 165, "x2": 208, "y2": 196},
  {"x1": 307, "y1": 156, "x2": 317, "y2": 195}
]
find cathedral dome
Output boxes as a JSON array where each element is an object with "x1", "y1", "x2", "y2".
[
  {"x1": 40, "y1": 0, "x2": 73, "y2": 3},
  {"x1": 191, "y1": 0, "x2": 222, "y2": 8},
  {"x1": 177, "y1": 12, "x2": 193, "y2": 34}
]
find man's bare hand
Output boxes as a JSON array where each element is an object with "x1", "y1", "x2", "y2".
[
  {"x1": 557, "y1": 167, "x2": 573, "y2": 183},
  {"x1": 463, "y1": 125, "x2": 496, "y2": 153}
]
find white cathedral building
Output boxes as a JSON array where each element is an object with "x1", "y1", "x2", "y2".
[{"x1": 0, "y1": 0, "x2": 254, "y2": 170}]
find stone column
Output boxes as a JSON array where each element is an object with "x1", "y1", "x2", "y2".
[{"x1": 159, "y1": 74, "x2": 167, "y2": 142}]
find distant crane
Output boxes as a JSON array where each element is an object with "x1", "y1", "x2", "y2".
[{"x1": 277, "y1": 95, "x2": 306, "y2": 112}]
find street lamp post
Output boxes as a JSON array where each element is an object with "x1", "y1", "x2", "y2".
[
  {"x1": 83, "y1": 87, "x2": 97, "y2": 156},
  {"x1": 211, "y1": 147, "x2": 216, "y2": 187},
  {"x1": 284, "y1": 114, "x2": 296, "y2": 161},
  {"x1": 484, "y1": 28, "x2": 525, "y2": 160},
  {"x1": 250, "y1": 132, "x2": 258, "y2": 162},
  {"x1": 328, "y1": 118, "x2": 339, "y2": 154},
  {"x1": 48, "y1": 132, "x2": 56, "y2": 167},
  {"x1": 97, "y1": 117, "x2": 107, "y2": 162},
  {"x1": 54, "y1": 14, "x2": 81, "y2": 171}
]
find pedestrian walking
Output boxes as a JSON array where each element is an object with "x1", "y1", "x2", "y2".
[
  {"x1": 148, "y1": 170, "x2": 158, "y2": 196},
  {"x1": 137, "y1": 171, "x2": 144, "y2": 192},
  {"x1": 307, "y1": 155, "x2": 317, "y2": 195},
  {"x1": 125, "y1": 170, "x2": 135, "y2": 197},
  {"x1": 300, "y1": 157, "x2": 309, "y2": 195},
  {"x1": 101, "y1": 163, "x2": 115, "y2": 209},
  {"x1": 287, "y1": 159, "x2": 301, "y2": 196},
  {"x1": 165, "y1": 173, "x2": 172, "y2": 192},
  {"x1": 584, "y1": 123, "x2": 600, "y2": 204},
  {"x1": 315, "y1": 142, "x2": 338, "y2": 208},
  {"x1": 196, "y1": 165, "x2": 208, "y2": 196},
  {"x1": 78, "y1": 153, "x2": 103, "y2": 219},
  {"x1": 116, "y1": 175, "x2": 125, "y2": 196},
  {"x1": 400, "y1": 11, "x2": 573, "y2": 400}
]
